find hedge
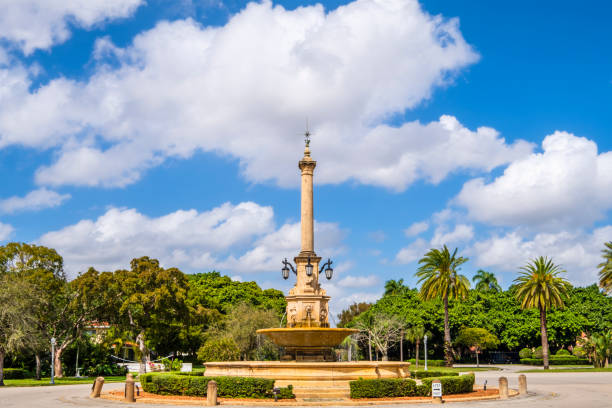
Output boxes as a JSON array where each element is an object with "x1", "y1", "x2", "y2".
[
  {"x1": 349, "y1": 374, "x2": 474, "y2": 398},
  {"x1": 420, "y1": 374, "x2": 474, "y2": 396},
  {"x1": 408, "y1": 358, "x2": 445, "y2": 367},
  {"x1": 410, "y1": 370, "x2": 459, "y2": 379},
  {"x1": 520, "y1": 357, "x2": 590, "y2": 365},
  {"x1": 140, "y1": 373, "x2": 294, "y2": 399},
  {"x1": 350, "y1": 378, "x2": 418, "y2": 398},
  {"x1": 2, "y1": 368, "x2": 32, "y2": 379}
]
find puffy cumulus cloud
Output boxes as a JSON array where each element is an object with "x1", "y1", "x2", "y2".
[
  {"x1": 0, "y1": 0, "x2": 530, "y2": 191},
  {"x1": 471, "y1": 226, "x2": 612, "y2": 286},
  {"x1": 0, "y1": 222, "x2": 14, "y2": 241},
  {"x1": 430, "y1": 223, "x2": 473, "y2": 247},
  {"x1": 0, "y1": 0, "x2": 144, "y2": 54},
  {"x1": 38, "y1": 202, "x2": 276, "y2": 275},
  {"x1": 337, "y1": 274, "x2": 379, "y2": 288},
  {"x1": 0, "y1": 188, "x2": 70, "y2": 214},
  {"x1": 404, "y1": 221, "x2": 429, "y2": 237},
  {"x1": 219, "y1": 220, "x2": 346, "y2": 273},
  {"x1": 37, "y1": 201, "x2": 346, "y2": 278},
  {"x1": 456, "y1": 131, "x2": 612, "y2": 228},
  {"x1": 396, "y1": 222, "x2": 473, "y2": 264}
]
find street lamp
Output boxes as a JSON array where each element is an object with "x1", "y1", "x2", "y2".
[
  {"x1": 423, "y1": 335, "x2": 428, "y2": 371},
  {"x1": 50, "y1": 337, "x2": 56, "y2": 384}
]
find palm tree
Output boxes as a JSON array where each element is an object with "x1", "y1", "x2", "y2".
[
  {"x1": 598, "y1": 242, "x2": 612, "y2": 294},
  {"x1": 472, "y1": 269, "x2": 502, "y2": 292},
  {"x1": 384, "y1": 279, "x2": 405, "y2": 296},
  {"x1": 416, "y1": 245, "x2": 470, "y2": 367},
  {"x1": 405, "y1": 325, "x2": 429, "y2": 370},
  {"x1": 514, "y1": 256, "x2": 571, "y2": 369}
]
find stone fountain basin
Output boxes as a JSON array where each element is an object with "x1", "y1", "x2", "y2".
[{"x1": 257, "y1": 327, "x2": 358, "y2": 348}]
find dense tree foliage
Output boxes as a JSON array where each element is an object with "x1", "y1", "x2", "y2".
[
  {"x1": 599, "y1": 242, "x2": 612, "y2": 294},
  {"x1": 340, "y1": 282, "x2": 611, "y2": 361}
]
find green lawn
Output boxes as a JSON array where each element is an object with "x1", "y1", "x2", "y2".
[
  {"x1": 519, "y1": 367, "x2": 611, "y2": 373},
  {"x1": 2, "y1": 376, "x2": 128, "y2": 387},
  {"x1": 413, "y1": 366, "x2": 501, "y2": 373}
]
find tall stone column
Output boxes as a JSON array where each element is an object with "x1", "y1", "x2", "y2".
[{"x1": 299, "y1": 145, "x2": 316, "y2": 255}]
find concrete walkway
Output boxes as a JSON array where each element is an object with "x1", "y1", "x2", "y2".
[{"x1": 0, "y1": 367, "x2": 611, "y2": 407}]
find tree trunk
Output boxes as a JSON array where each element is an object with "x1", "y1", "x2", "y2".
[
  {"x1": 35, "y1": 353, "x2": 41, "y2": 380},
  {"x1": 415, "y1": 339, "x2": 420, "y2": 370},
  {"x1": 443, "y1": 295, "x2": 453, "y2": 367},
  {"x1": 476, "y1": 349, "x2": 480, "y2": 368},
  {"x1": 368, "y1": 334, "x2": 372, "y2": 361},
  {"x1": 382, "y1": 346, "x2": 388, "y2": 361},
  {"x1": 54, "y1": 347, "x2": 65, "y2": 378},
  {"x1": 539, "y1": 307, "x2": 550, "y2": 370},
  {"x1": 136, "y1": 331, "x2": 148, "y2": 374},
  {"x1": 0, "y1": 349, "x2": 5, "y2": 386},
  {"x1": 400, "y1": 330, "x2": 403, "y2": 362}
]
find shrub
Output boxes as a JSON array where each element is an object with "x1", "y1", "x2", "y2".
[
  {"x1": 572, "y1": 346, "x2": 586, "y2": 358},
  {"x1": 2, "y1": 368, "x2": 32, "y2": 379},
  {"x1": 520, "y1": 357, "x2": 590, "y2": 365},
  {"x1": 350, "y1": 378, "x2": 417, "y2": 398},
  {"x1": 420, "y1": 374, "x2": 475, "y2": 396},
  {"x1": 519, "y1": 348, "x2": 532, "y2": 359},
  {"x1": 555, "y1": 349, "x2": 570, "y2": 356},
  {"x1": 277, "y1": 385, "x2": 295, "y2": 399},
  {"x1": 533, "y1": 346, "x2": 543, "y2": 358},
  {"x1": 140, "y1": 373, "x2": 293, "y2": 399},
  {"x1": 349, "y1": 374, "x2": 474, "y2": 398},
  {"x1": 407, "y1": 358, "x2": 445, "y2": 367},
  {"x1": 84, "y1": 363, "x2": 127, "y2": 377},
  {"x1": 197, "y1": 337, "x2": 240, "y2": 363},
  {"x1": 410, "y1": 370, "x2": 459, "y2": 379}
]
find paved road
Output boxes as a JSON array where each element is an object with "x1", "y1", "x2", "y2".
[{"x1": 1, "y1": 367, "x2": 611, "y2": 407}]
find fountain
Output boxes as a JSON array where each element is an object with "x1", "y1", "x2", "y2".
[{"x1": 204, "y1": 133, "x2": 410, "y2": 398}]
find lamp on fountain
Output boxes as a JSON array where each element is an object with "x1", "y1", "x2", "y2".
[{"x1": 281, "y1": 258, "x2": 296, "y2": 280}]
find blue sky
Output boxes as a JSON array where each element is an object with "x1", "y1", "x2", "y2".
[{"x1": 1, "y1": 0, "x2": 611, "y2": 319}]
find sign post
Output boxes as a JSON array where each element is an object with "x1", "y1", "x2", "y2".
[{"x1": 432, "y1": 379, "x2": 443, "y2": 404}]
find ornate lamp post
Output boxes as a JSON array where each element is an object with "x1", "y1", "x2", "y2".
[{"x1": 424, "y1": 334, "x2": 428, "y2": 371}]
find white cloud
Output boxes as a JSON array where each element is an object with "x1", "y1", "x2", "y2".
[
  {"x1": 395, "y1": 237, "x2": 429, "y2": 264},
  {"x1": 0, "y1": 188, "x2": 70, "y2": 213},
  {"x1": 337, "y1": 274, "x2": 379, "y2": 288},
  {"x1": 37, "y1": 201, "x2": 346, "y2": 278},
  {"x1": 404, "y1": 221, "x2": 429, "y2": 237},
  {"x1": 471, "y1": 226, "x2": 612, "y2": 286},
  {"x1": 0, "y1": 222, "x2": 14, "y2": 241},
  {"x1": 0, "y1": 0, "x2": 144, "y2": 54},
  {"x1": 456, "y1": 131, "x2": 612, "y2": 228},
  {"x1": 0, "y1": 0, "x2": 534, "y2": 192},
  {"x1": 430, "y1": 223, "x2": 474, "y2": 247},
  {"x1": 38, "y1": 202, "x2": 276, "y2": 275},
  {"x1": 219, "y1": 220, "x2": 346, "y2": 273}
]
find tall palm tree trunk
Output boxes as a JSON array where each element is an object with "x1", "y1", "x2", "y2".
[
  {"x1": 443, "y1": 295, "x2": 453, "y2": 367},
  {"x1": 35, "y1": 353, "x2": 41, "y2": 380},
  {"x1": 0, "y1": 349, "x2": 5, "y2": 386},
  {"x1": 539, "y1": 307, "x2": 550, "y2": 370},
  {"x1": 415, "y1": 339, "x2": 420, "y2": 370},
  {"x1": 368, "y1": 333, "x2": 372, "y2": 361}
]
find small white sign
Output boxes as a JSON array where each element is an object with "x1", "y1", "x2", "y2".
[
  {"x1": 432, "y1": 382, "x2": 442, "y2": 397},
  {"x1": 180, "y1": 363, "x2": 193, "y2": 372}
]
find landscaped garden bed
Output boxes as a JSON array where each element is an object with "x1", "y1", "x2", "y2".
[{"x1": 349, "y1": 373, "x2": 475, "y2": 398}]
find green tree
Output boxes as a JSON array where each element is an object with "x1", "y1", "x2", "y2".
[
  {"x1": 514, "y1": 256, "x2": 571, "y2": 369},
  {"x1": 0, "y1": 242, "x2": 77, "y2": 378},
  {"x1": 455, "y1": 327, "x2": 499, "y2": 367},
  {"x1": 598, "y1": 242, "x2": 612, "y2": 294},
  {"x1": 0, "y1": 275, "x2": 39, "y2": 385},
  {"x1": 404, "y1": 325, "x2": 427, "y2": 369},
  {"x1": 416, "y1": 245, "x2": 470, "y2": 366},
  {"x1": 336, "y1": 302, "x2": 371, "y2": 328},
  {"x1": 472, "y1": 270, "x2": 502, "y2": 293},
  {"x1": 355, "y1": 312, "x2": 404, "y2": 361},
  {"x1": 214, "y1": 303, "x2": 280, "y2": 360},
  {"x1": 197, "y1": 337, "x2": 240, "y2": 362},
  {"x1": 384, "y1": 279, "x2": 406, "y2": 296}
]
